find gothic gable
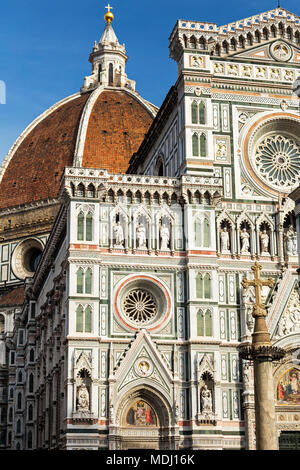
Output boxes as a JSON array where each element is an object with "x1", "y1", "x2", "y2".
[{"x1": 112, "y1": 329, "x2": 174, "y2": 396}]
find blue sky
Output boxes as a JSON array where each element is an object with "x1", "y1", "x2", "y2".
[{"x1": 0, "y1": 0, "x2": 299, "y2": 163}]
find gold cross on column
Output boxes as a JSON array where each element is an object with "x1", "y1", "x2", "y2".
[{"x1": 241, "y1": 262, "x2": 274, "y2": 317}]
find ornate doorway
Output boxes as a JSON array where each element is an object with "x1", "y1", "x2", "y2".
[{"x1": 113, "y1": 386, "x2": 173, "y2": 450}]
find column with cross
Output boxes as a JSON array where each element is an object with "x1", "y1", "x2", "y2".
[{"x1": 240, "y1": 262, "x2": 285, "y2": 450}]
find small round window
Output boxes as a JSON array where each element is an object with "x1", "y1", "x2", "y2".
[{"x1": 12, "y1": 238, "x2": 43, "y2": 280}]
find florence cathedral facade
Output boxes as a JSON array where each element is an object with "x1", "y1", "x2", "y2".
[{"x1": 0, "y1": 6, "x2": 300, "y2": 450}]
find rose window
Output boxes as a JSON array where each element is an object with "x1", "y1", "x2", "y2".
[
  {"x1": 122, "y1": 289, "x2": 158, "y2": 325},
  {"x1": 255, "y1": 135, "x2": 300, "y2": 190}
]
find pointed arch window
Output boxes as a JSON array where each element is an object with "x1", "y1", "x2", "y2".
[
  {"x1": 199, "y1": 102, "x2": 206, "y2": 125},
  {"x1": 77, "y1": 212, "x2": 84, "y2": 241},
  {"x1": 77, "y1": 267, "x2": 93, "y2": 295},
  {"x1": 28, "y1": 404, "x2": 33, "y2": 421},
  {"x1": 29, "y1": 374, "x2": 34, "y2": 393},
  {"x1": 191, "y1": 102, "x2": 198, "y2": 124},
  {"x1": 196, "y1": 273, "x2": 211, "y2": 299},
  {"x1": 76, "y1": 305, "x2": 84, "y2": 332},
  {"x1": 197, "y1": 309, "x2": 212, "y2": 336},
  {"x1": 76, "y1": 305, "x2": 93, "y2": 333},
  {"x1": 28, "y1": 431, "x2": 33, "y2": 449},
  {"x1": 109, "y1": 63, "x2": 114, "y2": 85},
  {"x1": 203, "y1": 218, "x2": 210, "y2": 247},
  {"x1": 200, "y1": 133, "x2": 207, "y2": 157},
  {"x1": 204, "y1": 274, "x2": 211, "y2": 299},
  {"x1": 85, "y1": 212, "x2": 93, "y2": 241},
  {"x1": 192, "y1": 133, "x2": 199, "y2": 157},
  {"x1": 77, "y1": 268, "x2": 84, "y2": 294},
  {"x1": 77, "y1": 211, "x2": 93, "y2": 242},
  {"x1": 85, "y1": 268, "x2": 92, "y2": 294},
  {"x1": 196, "y1": 274, "x2": 203, "y2": 298}
]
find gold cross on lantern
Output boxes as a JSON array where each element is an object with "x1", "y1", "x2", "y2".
[
  {"x1": 105, "y1": 3, "x2": 113, "y2": 12},
  {"x1": 241, "y1": 262, "x2": 274, "y2": 316}
]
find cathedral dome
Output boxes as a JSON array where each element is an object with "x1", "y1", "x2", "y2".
[
  {"x1": 0, "y1": 10, "x2": 157, "y2": 211},
  {"x1": 0, "y1": 87, "x2": 155, "y2": 210}
]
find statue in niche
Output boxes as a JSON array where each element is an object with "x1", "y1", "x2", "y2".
[
  {"x1": 240, "y1": 227, "x2": 250, "y2": 254},
  {"x1": 260, "y1": 229, "x2": 269, "y2": 254},
  {"x1": 160, "y1": 223, "x2": 170, "y2": 250},
  {"x1": 201, "y1": 385, "x2": 213, "y2": 413},
  {"x1": 77, "y1": 382, "x2": 90, "y2": 411},
  {"x1": 285, "y1": 225, "x2": 297, "y2": 256},
  {"x1": 136, "y1": 222, "x2": 147, "y2": 248},
  {"x1": 220, "y1": 226, "x2": 230, "y2": 253},
  {"x1": 113, "y1": 220, "x2": 124, "y2": 247}
]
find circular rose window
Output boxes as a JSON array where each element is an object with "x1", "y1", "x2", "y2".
[
  {"x1": 255, "y1": 134, "x2": 300, "y2": 189},
  {"x1": 123, "y1": 289, "x2": 157, "y2": 325},
  {"x1": 114, "y1": 275, "x2": 171, "y2": 331}
]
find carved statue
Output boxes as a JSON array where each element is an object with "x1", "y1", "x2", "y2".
[
  {"x1": 201, "y1": 385, "x2": 212, "y2": 413},
  {"x1": 136, "y1": 223, "x2": 147, "y2": 248},
  {"x1": 160, "y1": 223, "x2": 170, "y2": 250},
  {"x1": 113, "y1": 221, "x2": 124, "y2": 247},
  {"x1": 240, "y1": 228, "x2": 250, "y2": 254},
  {"x1": 260, "y1": 229, "x2": 269, "y2": 253},
  {"x1": 77, "y1": 383, "x2": 90, "y2": 411},
  {"x1": 220, "y1": 226, "x2": 230, "y2": 253},
  {"x1": 285, "y1": 225, "x2": 297, "y2": 256}
]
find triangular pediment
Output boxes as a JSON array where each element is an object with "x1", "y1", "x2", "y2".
[
  {"x1": 227, "y1": 40, "x2": 300, "y2": 64},
  {"x1": 112, "y1": 329, "x2": 173, "y2": 395}
]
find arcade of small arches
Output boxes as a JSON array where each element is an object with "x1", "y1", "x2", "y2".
[{"x1": 180, "y1": 19, "x2": 300, "y2": 57}]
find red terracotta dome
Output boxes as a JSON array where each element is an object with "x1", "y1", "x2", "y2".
[{"x1": 0, "y1": 88, "x2": 156, "y2": 210}]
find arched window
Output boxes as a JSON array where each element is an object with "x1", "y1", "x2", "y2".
[
  {"x1": 28, "y1": 430, "x2": 33, "y2": 449},
  {"x1": 85, "y1": 212, "x2": 93, "y2": 241},
  {"x1": 85, "y1": 268, "x2": 92, "y2": 294},
  {"x1": 200, "y1": 134, "x2": 206, "y2": 157},
  {"x1": 192, "y1": 133, "x2": 199, "y2": 157},
  {"x1": 205, "y1": 309, "x2": 212, "y2": 336},
  {"x1": 203, "y1": 218, "x2": 210, "y2": 247},
  {"x1": 77, "y1": 267, "x2": 93, "y2": 294},
  {"x1": 196, "y1": 274, "x2": 203, "y2": 298},
  {"x1": 191, "y1": 101, "x2": 198, "y2": 124},
  {"x1": 85, "y1": 306, "x2": 92, "y2": 333},
  {"x1": 199, "y1": 102, "x2": 205, "y2": 124},
  {"x1": 77, "y1": 268, "x2": 84, "y2": 294},
  {"x1": 29, "y1": 374, "x2": 34, "y2": 393},
  {"x1": 16, "y1": 419, "x2": 21, "y2": 435},
  {"x1": 197, "y1": 309, "x2": 212, "y2": 336},
  {"x1": 8, "y1": 407, "x2": 13, "y2": 423},
  {"x1": 76, "y1": 305, "x2": 92, "y2": 333},
  {"x1": 77, "y1": 212, "x2": 84, "y2": 241},
  {"x1": 29, "y1": 349, "x2": 34, "y2": 363},
  {"x1": 17, "y1": 392, "x2": 22, "y2": 410},
  {"x1": 204, "y1": 274, "x2": 211, "y2": 299},
  {"x1": 109, "y1": 63, "x2": 114, "y2": 85},
  {"x1": 197, "y1": 310, "x2": 204, "y2": 336},
  {"x1": 28, "y1": 404, "x2": 33, "y2": 421},
  {"x1": 76, "y1": 306, "x2": 84, "y2": 333},
  {"x1": 18, "y1": 371, "x2": 22, "y2": 383}
]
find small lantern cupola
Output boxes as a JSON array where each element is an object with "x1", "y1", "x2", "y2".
[{"x1": 81, "y1": 5, "x2": 135, "y2": 91}]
